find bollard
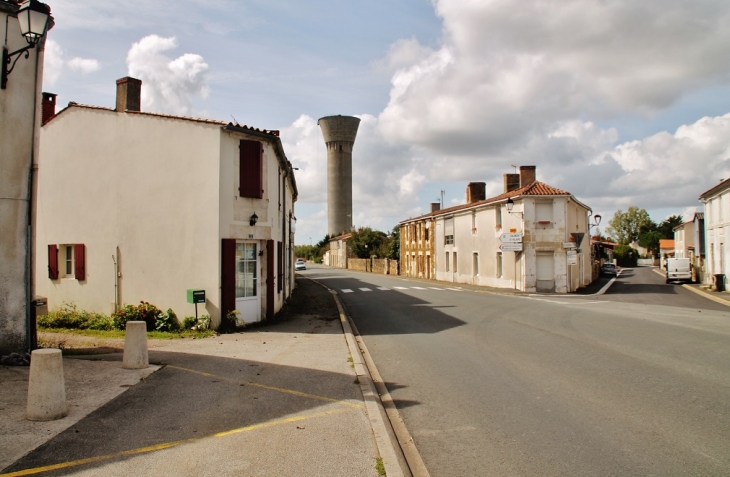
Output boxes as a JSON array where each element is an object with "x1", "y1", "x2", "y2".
[
  {"x1": 123, "y1": 321, "x2": 149, "y2": 369},
  {"x1": 27, "y1": 349, "x2": 68, "y2": 421}
]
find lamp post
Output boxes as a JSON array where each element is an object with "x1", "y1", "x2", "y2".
[{"x1": 2, "y1": 0, "x2": 52, "y2": 89}]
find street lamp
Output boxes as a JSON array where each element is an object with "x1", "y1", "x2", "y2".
[
  {"x1": 2, "y1": 0, "x2": 52, "y2": 89},
  {"x1": 505, "y1": 197, "x2": 523, "y2": 216},
  {"x1": 589, "y1": 214, "x2": 602, "y2": 231}
]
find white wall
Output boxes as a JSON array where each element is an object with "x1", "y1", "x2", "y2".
[
  {"x1": 0, "y1": 6, "x2": 45, "y2": 353},
  {"x1": 704, "y1": 189, "x2": 730, "y2": 285},
  {"x1": 36, "y1": 108, "x2": 223, "y2": 324}
]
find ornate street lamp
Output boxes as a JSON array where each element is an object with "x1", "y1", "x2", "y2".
[{"x1": 2, "y1": 0, "x2": 52, "y2": 89}]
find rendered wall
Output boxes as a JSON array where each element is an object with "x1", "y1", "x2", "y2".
[
  {"x1": 36, "y1": 109, "x2": 223, "y2": 325},
  {"x1": 0, "y1": 7, "x2": 44, "y2": 354}
]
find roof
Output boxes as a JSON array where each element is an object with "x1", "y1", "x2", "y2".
[
  {"x1": 673, "y1": 220, "x2": 694, "y2": 231},
  {"x1": 400, "y1": 180, "x2": 582, "y2": 225},
  {"x1": 694, "y1": 212, "x2": 704, "y2": 220},
  {"x1": 699, "y1": 177, "x2": 730, "y2": 200},
  {"x1": 659, "y1": 239, "x2": 675, "y2": 249}
]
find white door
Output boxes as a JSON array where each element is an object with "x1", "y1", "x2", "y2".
[
  {"x1": 536, "y1": 252, "x2": 555, "y2": 292},
  {"x1": 235, "y1": 242, "x2": 261, "y2": 323}
]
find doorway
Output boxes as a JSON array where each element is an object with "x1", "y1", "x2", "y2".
[{"x1": 235, "y1": 242, "x2": 261, "y2": 323}]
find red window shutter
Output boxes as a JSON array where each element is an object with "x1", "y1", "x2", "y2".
[
  {"x1": 74, "y1": 244, "x2": 86, "y2": 280},
  {"x1": 221, "y1": 239, "x2": 236, "y2": 321},
  {"x1": 239, "y1": 139, "x2": 263, "y2": 198},
  {"x1": 277, "y1": 241, "x2": 283, "y2": 292},
  {"x1": 48, "y1": 244, "x2": 59, "y2": 279}
]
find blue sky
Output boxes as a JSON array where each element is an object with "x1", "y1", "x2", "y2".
[{"x1": 42, "y1": 0, "x2": 730, "y2": 243}]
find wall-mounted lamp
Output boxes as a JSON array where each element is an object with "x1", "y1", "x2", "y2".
[
  {"x1": 589, "y1": 214, "x2": 602, "y2": 230},
  {"x1": 249, "y1": 212, "x2": 258, "y2": 226},
  {"x1": 505, "y1": 198, "x2": 523, "y2": 217},
  {"x1": 2, "y1": 0, "x2": 52, "y2": 90}
]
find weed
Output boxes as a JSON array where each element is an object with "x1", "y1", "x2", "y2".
[
  {"x1": 375, "y1": 457, "x2": 386, "y2": 476},
  {"x1": 353, "y1": 377, "x2": 360, "y2": 384}
]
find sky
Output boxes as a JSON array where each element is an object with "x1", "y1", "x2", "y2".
[{"x1": 41, "y1": 0, "x2": 730, "y2": 244}]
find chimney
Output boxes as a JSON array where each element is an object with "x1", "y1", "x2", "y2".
[
  {"x1": 116, "y1": 77, "x2": 142, "y2": 112},
  {"x1": 503, "y1": 173, "x2": 520, "y2": 193},
  {"x1": 466, "y1": 182, "x2": 486, "y2": 204},
  {"x1": 41, "y1": 92, "x2": 57, "y2": 125},
  {"x1": 430, "y1": 202, "x2": 441, "y2": 213},
  {"x1": 519, "y1": 166, "x2": 536, "y2": 187}
]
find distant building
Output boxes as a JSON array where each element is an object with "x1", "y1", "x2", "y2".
[
  {"x1": 400, "y1": 166, "x2": 594, "y2": 293},
  {"x1": 700, "y1": 179, "x2": 730, "y2": 289},
  {"x1": 36, "y1": 77, "x2": 297, "y2": 328},
  {"x1": 324, "y1": 233, "x2": 351, "y2": 269}
]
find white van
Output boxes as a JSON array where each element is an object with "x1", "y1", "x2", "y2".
[{"x1": 666, "y1": 258, "x2": 692, "y2": 284}]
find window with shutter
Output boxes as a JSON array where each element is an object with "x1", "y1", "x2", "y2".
[
  {"x1": 221, "y1": 239, "x2": 236, "y2": 319},
  {"x1": 74, "y1": 244, "x2": 86, "y2": 280},
  {"x1": 48, "y1": 244, "x2": 59, "y2": 279},
  {"x1": 239, "y1": 139, "x2": 263, "y2": 198},
  {"x1": 277, "y1": 241, "x2": 283, "y2": 292}
]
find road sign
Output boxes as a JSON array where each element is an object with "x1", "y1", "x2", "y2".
[
  {"x1": 500, "y1": 233, "x2": 522, "y2": 243},
  {"x1": 567, "y1": 254, "x2": 578, "y2": 265},
  {"x1": 499, "y1": 243, "x2": 523, "y2": 252}
]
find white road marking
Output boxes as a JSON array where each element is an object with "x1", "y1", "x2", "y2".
[
  {"x1": 411, "y1": 287, "x2": 427, "y2": 290},
  {"x1": 359, "y1": 288, "x2": 372, "y2": 292},
  {"x1": 377, "y1": 287, "x2": 390, "y2": 291},
  {"x1": 445, "y1": 288, "x2": 463, "y2": 291},
  {"x1": 393, "y1": 286, "x2": 408, "y2": 290},
  {"x1": 428, "y1": 287, "x2": 444, "y2": 291},
  {"x1": 341, "y1": 289, "x2": 353, "y2": 293}
]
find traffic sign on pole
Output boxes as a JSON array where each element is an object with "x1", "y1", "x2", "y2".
[
  {"x1": 499, "y1": 233, "x2": 523, "y2": 243},
  {"x1": 499, "y1": 243, "x2": 523, "y2": 252}
]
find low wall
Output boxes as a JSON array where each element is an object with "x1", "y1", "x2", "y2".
[
  {"x1": 372, "y1": 259, "x2": 386, "y2": 274},
  {"x1": 388, "y1": 260, "x2": 399, "y2": 275},
  {"x1": 348, "y1": 258, "x2": 369, "y2": 272},
  {"x1": 637, "y1": 258, "x2": 657, "y2": 266}
]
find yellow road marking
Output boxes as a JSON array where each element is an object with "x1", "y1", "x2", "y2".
[
  {"x1": 167, "y1": 365, "x2": 362, "y2": 409},
  {"x1": 0, "y1": 407, "x2": 355, "y2": 477}
]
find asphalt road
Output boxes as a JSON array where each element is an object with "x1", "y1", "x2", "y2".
[{"x1": 302, "y1": 265, "x2": 730, "y2": 476}]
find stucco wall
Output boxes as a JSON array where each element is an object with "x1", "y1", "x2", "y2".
[
  {"x1": 0, "y1": 7, "x2": 44, "y2": 354},
  {"x1": 703, "y1": 190, "x2": 729, "y2": 285},
  {"x1": 36, "y1": 109, "x2": 223, "y2": 325}
]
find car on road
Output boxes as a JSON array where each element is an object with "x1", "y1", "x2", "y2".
[
  {"x1": 600, "y1": 263, "x2": 618, "y2": 277},
  {"x1": 295, "y1": 259, "x2": 306, "y2": 271}
]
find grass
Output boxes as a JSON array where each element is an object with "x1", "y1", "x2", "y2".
[
  {"x1": 38, "y1": 327, "x2": 216, "y2": 340},
  {"x1": 375, "y1": 457, "x2": 386, "y2": 476}
]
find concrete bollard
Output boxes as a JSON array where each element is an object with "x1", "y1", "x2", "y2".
[
  {"x1": 27, "y1": 349, "x2": 68, "y2": 421},
  {"x1": 123, "y1": 321, "x2": 149, "y2": 369}
]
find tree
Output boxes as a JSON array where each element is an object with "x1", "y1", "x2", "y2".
[
  {"x1": 613, "y1": 244, "x2": 639, "y2": 267},
  {"x1": 350, "y1": 227, "x2": 388, "y2": 259},
  {"x1": 638, "y1": 230, "x2": 662, "y2": 258},
  {"x1": 657, "y1": 215, "x2": 683, "y2": 238},
  {"x1": 606, "y1": 207, "x2": 653, "y2": 245},
  {"x1": 386, "y1": 225, "x2": 400, "y2": 260}
]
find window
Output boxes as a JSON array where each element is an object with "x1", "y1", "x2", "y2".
[
  {"x1": 495, "y1": 206, "x2": 502, "y2": 228},
  {"x1": 445, "y1": 235, "x2": 454, "y2": 245},
  {"x1": 445, "y1": 216, "x2": 454, "y2": 245},
  {"x1": 453, "y1": 252, "x2": 458, "y2": 273},
  {"x1": 471, "y1": 211, "x2": 477, "y2": 232},
  {"x1": 536, "y1": 201, "x2": 553, "y2": 224},
  {"x1": 48, "y1": 243, "x2": 85, "y2": 280},
  {"x1": 445, "y1": 252, "x2": 450, "y2": 272},
  {"x1": 239, "y1": 139, "x2": 263, "y2": 198},
  {"x1": 235, "y1": 243, "x2": 257, "y2": 297},
  {"x1": 473, "y1": 253, "x2": 479, "y2": 277},
  {"x1": 496, "y1": 252, "x2": 503, "y2": 278}
]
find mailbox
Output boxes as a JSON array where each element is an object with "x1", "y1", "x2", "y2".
[{"x1": 186, "y1": 289, "x2": 206, "y2": 304}]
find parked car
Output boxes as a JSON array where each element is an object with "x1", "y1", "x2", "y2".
[
  {"x1": 600, "y1": 263, "x2": 617, "y2": 277},
  {"x1": 295, "y1": 259, "x2": 306, "y2": 271}
]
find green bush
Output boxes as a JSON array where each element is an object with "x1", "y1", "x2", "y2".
[
  {"x1": 182, "y1": 316, "x2": 197, "y2": 330},
  {"x1": 112, "y1": 301, "x2": 165, "y2": 331},
  {"x1": 181, "y1": 315, "x2": 211, "y2": 331},
  {"x1": 614, "y1": 244, "x2": 639, "y2": 267},
  {"x1": 155, "y1": 308, "x2": 180, "y2": 332},
  {"x1": 37, "y1": 302, "x2": 114, "y2": 330}
]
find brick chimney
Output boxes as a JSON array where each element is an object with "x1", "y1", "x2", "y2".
[
  {"x1": 466, "y1": 182, "x2": 486, "y2": 204},
  {"x1": 41, "y1": 92, "x2": 57, "y2": 125},
  {"x1": 503, "y1": 173, "x2": 520, "y2": 193},
  {"x1": 519, "y1": 166, "x2": 536, "y2": 187},
  {"x1": 116, "y1": 77, "x2": 142, "y2": 112},
  {"x1": 430, "y1": 202, "x2": 441, "y2": 213}
]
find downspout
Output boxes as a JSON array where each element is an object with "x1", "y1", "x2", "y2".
[{"x1": 282, "y1": 169, "x2": 287, "y2": 300}]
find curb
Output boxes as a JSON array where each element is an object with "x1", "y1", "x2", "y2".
[
  {"x1": 305, "y1": 277, "x2": 422, "y2": 477},
  {"x1": 651, "y1": 268, "x2": 730, "y2": 307}
]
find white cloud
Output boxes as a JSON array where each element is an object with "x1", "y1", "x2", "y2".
[
  {"x1": 126, "y1": 35, "x2": 209, "y2": 116},
  {"x1": 42, "y1": 39, "x2": 99, "y2": 87}
]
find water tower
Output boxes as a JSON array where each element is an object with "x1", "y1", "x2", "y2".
[{"x1": 318, "y1": 115, "x2": 360, "y2": 237}]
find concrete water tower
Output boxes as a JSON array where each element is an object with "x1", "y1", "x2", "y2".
[{"x1": 318, "y1": 115, "x2": 360, "y2": 237}]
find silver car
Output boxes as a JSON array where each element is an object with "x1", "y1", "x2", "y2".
[{"x1": 295, "y1": 259, "x2": 306, "y2": 271}]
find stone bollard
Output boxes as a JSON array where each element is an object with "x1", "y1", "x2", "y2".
[
  {"x1": 123, "y1": 321, "x2": 149, "y2": 369},
  {"x1": 27, "y1": 349, "x2": 68, "y2": 421}
]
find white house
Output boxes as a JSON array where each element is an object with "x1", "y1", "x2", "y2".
[
  {"x1": 700, "y1": 179, "x2": 730, "y2": 289},
  {"x1": 401, "y1": 166, "x2": 594, "y2": 293},
  {"x1": 35, "y1": 77, "x2": 298, "y2": 328},
  {"x1": 0, "y1": 0, "x2": 53, "y2": 354}
]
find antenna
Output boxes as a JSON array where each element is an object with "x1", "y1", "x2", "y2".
[
  {"x1": 230, "y1": 115, "x2": 238, "y2": 124},
  {"x1": 511, "y1": 164, "x2": 518, "y2": 173}
]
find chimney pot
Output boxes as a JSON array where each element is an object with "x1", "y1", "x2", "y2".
[
  {"x1": 466, "y1": 182, "x2": 486, "y2": 204},
  {"x1": 116, "y1": 77, "x2": 142, "y2": 112},
  {"x1": 41, "y1": 92, "x2": 57, "y2": 125},
  {"x1": 519, "y1": 166, "x2": 536, "y2": 187}
]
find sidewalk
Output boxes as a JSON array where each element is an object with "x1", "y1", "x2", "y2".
[
  {"x1": 650, "y1": 266, "x2": 730, "y2": 307},
  {"x1": 0, "y1": 278, "x2": 404, "y2": 477}
]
